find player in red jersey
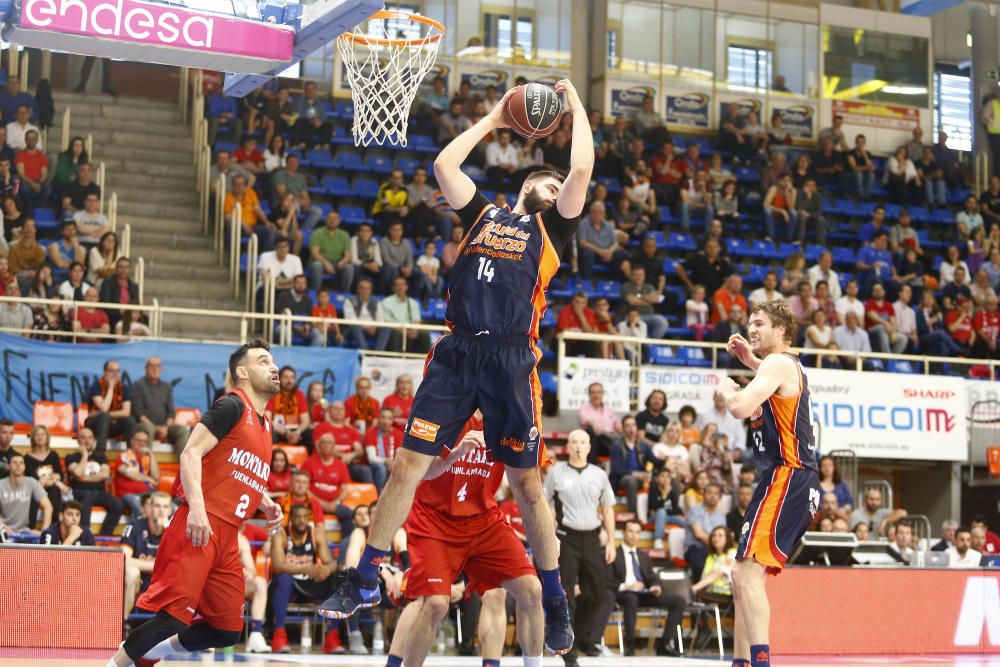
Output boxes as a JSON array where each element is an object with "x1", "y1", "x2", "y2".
[
  {"x1": 385, "y1": 414, "x2": 544, "y2": 667},
  {"x1": 106, "y1": 340, "x2": 285, "y2": 667}
]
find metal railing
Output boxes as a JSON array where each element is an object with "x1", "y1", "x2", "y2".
[
  {"x1": 228, "y1": 203, "x2": 242, "y2": 295},
  {"x1": 136, "y1": 257, "x2": 145, "y2": 305},
  {"x1": 245, "y1": 233, "x2": 259, "y2": 312},
  {"x1": 213, "y1": 175, "x2": 227, "y2": 262},
  {"x1": 179, "y1": 67, "x2": 191, "y2": 125},
  {"x1": 120, "y1": 223, "x2": 131, "y2": 258},
  {"x1": 975, "y1": 150, "x2": 990, "y2": 195},
  {"x1": 107, "y1": 191, "x2": 118, "y2": 232}
]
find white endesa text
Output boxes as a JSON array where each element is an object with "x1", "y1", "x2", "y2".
[{"x1": 24, "y1": 0, "x2": 215, "y2": 48}]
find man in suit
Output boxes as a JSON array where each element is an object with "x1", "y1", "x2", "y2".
[{"x1": 594, "y1": 519, "x2": 685, "y2": 656}]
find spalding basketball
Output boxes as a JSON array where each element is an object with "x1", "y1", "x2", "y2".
[{"x1": 502, "y1": 83, "x2": 563, "y2": 139}]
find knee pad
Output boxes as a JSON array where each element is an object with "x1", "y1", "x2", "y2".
[{"x1": 122, "y1": 611, "x2": 188, "y2": 660}]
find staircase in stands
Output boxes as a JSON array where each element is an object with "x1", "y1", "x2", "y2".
[{"x1": 49, "y1": 92, "x2": 244, "y2": 340}]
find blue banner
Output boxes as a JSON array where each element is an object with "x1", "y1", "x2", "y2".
[
  {"x1": 773, "y1": 103, "x2": 815, "y2": 139},
  {"x1": 0, "y1": 334, "x2": 361, "y2": 423},
  {"x1": 609, "y1": 84, "x2": 655, "y2": 118},
  {"x1": 665, "y1": 92, "x2": 710, "y2": 128}
]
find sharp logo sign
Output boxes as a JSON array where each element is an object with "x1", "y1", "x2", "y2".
[
  {"x1": 811, "y1": 402, "x2": 958, "y2": 432},
  {"x1": 954, "y1": 576, "x2": 1000, "y2": 647}
]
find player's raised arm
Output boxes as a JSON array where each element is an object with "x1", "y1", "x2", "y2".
[
  {"x1": 554, "y1": 79, "x2": 595, "y2": 219},
  {"x1": 716, "y1": 354, "x2": 795, "y2": 419},
  {"x1": 433, "y1": 89, "x2": 517, "y2": 210}
]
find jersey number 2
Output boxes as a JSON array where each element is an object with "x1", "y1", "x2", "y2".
[
  {"x1": 235, "y1": 493, "x2": 251, "y2": 519},
  {"x1": 477, "y1": 257, "x2": 494, "y2": 283}
]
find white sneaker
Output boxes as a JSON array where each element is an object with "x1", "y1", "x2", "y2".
[
  {"x1": 246, "y1": 631, "x2": 271, "y2": 653},
  {"x1": 348, "y1": 629, "x2": 368, "y2": 655},
  {"x1": 654, "y1": 538, "x2": 664, "y2": 550}
]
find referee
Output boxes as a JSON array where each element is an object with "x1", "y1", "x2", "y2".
[{"x1": 543, "y1": 429, "x2": 617, "y2": 665}]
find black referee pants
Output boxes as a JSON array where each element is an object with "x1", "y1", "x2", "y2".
[{"x1": 557, "y1": 526, "x2": 606, "y2": 647}]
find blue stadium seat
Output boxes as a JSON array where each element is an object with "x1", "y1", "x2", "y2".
[
  {"x1": 734, "y1": 165, "x2": 759, "y2": 183},
  {"x1": 888, "y1": 360, "x2": 917, "y2": 374},
  {"x1": 332, "y1": 150, "x2": 367, "y2": 172},
  {"x1": 596, "y1": 176, "x2": 623, "y2": 196},
  {"x1": 408, "y1": 134, "x2": 438, "y2": 154},
  {"x1": 330, "y1": 125, "x2": 355, "y2": 146},
  {"x1": 540, "y1": 309, "x2": 557, "y2": 329},
  {"x1": 322, "y1": 176, "x2": 351, "y2": 197},
  {"x1": 679, "y1": 346, "x2": 712, "y2": 367},
  {"x1": 832, "y1": 247, "x2": 856, "y2": 266},
  {"x1": 337, "y1": 205, "x2": 367, "y2": 225},
  {"x1": 649, "y1": 345, "x2": 682, "y2": 366},
  {"x1": 666, "y1": 233, "x2": 696, "y2": 252},
  {"x1": 727, "y1": 238, "x2": 755, "y2": 258},
  {"x1": 365, "y1": 154, "x2": 394, "y2": 175},
  {"x1": 330, "y1": 292, "x2": 348, "y2": 316},
  {"x1": 332, "y1": 102, "x2": 354, "y2": 120},
  {"x1": 539, "y1": 371, "x2": 558, "y2": 394},
  {"x1": 307, "y1": 148, "x2": 336, "y2": 170},
  {"x1": 353, "y1": 178, "x2": 380, "y2": 199},
  {"x1": 33, "y1": 208, "x2": 58, "y2": 231},
  {"x1": 804, "y1": 244, "x2": 825, "y2": 263},
  {"x1": 647, "y1": 231, "x2": 667, "y2": 250},
  {"x1": 395, "y1": 157, "x2": 421, "y2": 177},
  {"x1": 597, "y1": 281, "x2": 621, "y2": 300},
  {"x1": 548, "y1": 278, "x2": 574, "y2": 300},
  {"x1": 663, "y1": 258, "x2": 680, "y2": 276}
]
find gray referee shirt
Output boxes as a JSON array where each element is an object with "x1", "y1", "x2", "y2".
[{"x1": 543, "y1": 462, "x2": 615, "y2": 531}]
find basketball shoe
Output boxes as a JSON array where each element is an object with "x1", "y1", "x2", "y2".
[
  {"x1": 317, "y1": 568, "x2": 380, "y2": 619},
  {"x1": 542, "y1": 594, "x2": 574, "y2": 655}
]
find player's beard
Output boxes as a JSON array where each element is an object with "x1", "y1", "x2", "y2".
[
  {"x1": 251, "y1": 373, "x2": 280, "y2": 397},
  {"x1": 521, "y1": 186, "x2": 552, "y2": 214}
]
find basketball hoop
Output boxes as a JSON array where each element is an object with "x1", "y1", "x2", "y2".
[{"x1": 337, "y1": 10, "x2": 445, "y2": 147}]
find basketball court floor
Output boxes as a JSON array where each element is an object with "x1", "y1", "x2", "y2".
[{"x1": 0, "y1": 653, "x2": 998, "y2": 666}]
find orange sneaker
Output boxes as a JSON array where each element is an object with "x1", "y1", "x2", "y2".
[
  {"x1": 324, "y1": 628, "x2": 346, "y2": 654},
  {"x1": 271, "y1": 627, "x2": 290, "y2": 654}
]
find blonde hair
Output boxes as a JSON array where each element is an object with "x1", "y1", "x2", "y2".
[{"x1": 750, "y1": 299, "x2": 796, "y2": 343}]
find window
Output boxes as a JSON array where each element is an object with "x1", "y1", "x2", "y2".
[
  {"x1": 728, "y1": 45, "x2": 771, "y2": 89},
  {"x1": 934, "y1": 70, "x2": 972, "y2": 152},
  {"x1": 823, "y1": 26, "x2": 929, "y2": 108},
  {"x1": 484, "y1": 12, "x2": 533, "y2": 59},
  {"x1": 365, "y1": 3, "x2": 421, "y2": 41}
]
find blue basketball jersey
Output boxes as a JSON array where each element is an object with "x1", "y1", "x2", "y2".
[
  {"x1": 447, "y1": 192, "x2": 572, "y2": 338},
  {"x1": 748, "y1": 353, "x2": 818, "y2": 471}
]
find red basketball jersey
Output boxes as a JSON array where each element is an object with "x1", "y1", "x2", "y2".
[{"x1": 176, "y1": 388, "x2": 274, "y2": 526}]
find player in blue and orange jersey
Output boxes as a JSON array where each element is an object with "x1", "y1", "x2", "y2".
[
  {"x1": 716, "y1": 300, "x2": 821, "y2": 667},
  {"x1": 318, "y1": 79, "x2": 594, "y2": 657}
]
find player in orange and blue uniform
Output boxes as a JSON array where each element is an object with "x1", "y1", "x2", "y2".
[
  {"x1": 716, "y1": 301, "x2": 821, "y2": 667},
  {"x1": 319, "y1": 80, "x2": 594, "y2": 658}
]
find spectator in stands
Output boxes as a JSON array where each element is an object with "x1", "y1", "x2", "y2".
[
  {"x1": 685, "y1": 284, "x2": 710, "y2": 340},
  {"x1": 578, "y1": 382, "x2": 623, "y2": 460},
  {"x1": 891, "y1": 522, "x2": 916, "y2": 562},
  {"x1": 121, "y1": 491, "x2": 171, "y2": 618},
  {"x1": 300, "y1": 426, "x2": 359, "y2": 528},
  {"x1": 762, "y1": 172, "x2": 797, "y2": 243},
  {"x1": 718, "y1": 103, "x2": 752, "y2": 162},
  {"x1": 933, "y1": 131, "x2": 962, "y2": 186},
  {"x1": 856, "y1": 231, "x2": 896, "y2": 297},
  {"x1": 983, "y1": 180, "x2": 1000, "y2": 233},
  {"x1": 364, "y1": 407, "x2": 402, "y2": 493},
  {"x1": 709, "y1": 304, "x2": 749, "y2": 369},
  {"x1": 269, "y1": 194, "x2": 305, "y2": 256},
  {"x1": 712, "y1": 180, "x2": 740, "y2": 234},
  {"x1": 97, "y1": 256, "x2": 138, "y2": 330},
  {"x1": 833, "y1": 310, "x2": 871, "y2": 369},
  {"x1": 916, "y1": 290, "x2": 960, "y2": 357},
  {"x1": 727, "y1": 484, "x2": 753, "y2": 537},
  {"x1": 620, "y1": 265, "x2": 668, "y2": 339},
  {"x1": 970, "y1": 527, "x2": 991, "y2": 565},
  {"x1": 683, "y1": 469, "x2": 710, "y2": 511},
  {"x1": 889, "y1": 211, "x2": 923, "y2": 267},
  {"x1": 787, "y1": 280, "x2": 818, "y2": 330},
  {"x1": 760, "y1": 151, "x2": 787, "y2": 193},
  {"x1": 266, "y1": 365, "x2": 312, "y2": 450},
  {"x1": 267, "y1": 448, "x2": 293, "y2": 500},
  {"x1": 577, "y1": 200, "x2": 627, "y2": 280},
  {"x1": 635, "y1": 389, "x2": 669, "y2": 448},
  {"x1": 812, "y1": 136, "x2": 843, "y2": 188},
  {"x1": 234, "y1": 134, "x2": 265, "y2": 176},
  {"x1": 768, "y1": 112, "x2": 793, "y2": 153},
  {"x1": 971, "y1": 516, "x2": 1000, "y2": 554},
  {"x1": 269, "y1": 504, "x2": 339, "y2": 654},
  {"x1": 817, "y1": 455, "x2": 853, "y2": 511},
  {"x1": 344, "y1": 277, "x2": 390, "y2": 351},
  {"x1": 940, "y1": 245, "x2": 971, "y2": 289},
  {"x1": 313, "y1": 399, "x2": 373, "y2": 485},
  {"x1": 258, "y1": 235, "x2": 302, "y2": 295},
  {"x1": 438, "y1": 99, "x2": 471, "y2": 145},
  {"x1": 0, "y1": 453, "x2": 50, "y2": 535},
  {"x1": 616, "y1": 306, "x2": 646, "y2": 361},
  {"x1": 969, "y1": 229, "x2": 989, "y2": 276},
  {"x1": 309, "y1": 210, "x2": 354, "y2": 294},
  {"x1": 9, "y1": 218, "x2": 44, "y2": 286},
  {"x1": 275, "y1": 154, "x2": 322, "y2": 229},
  {"x1": 84, "y1": 358, "x2": 134, "y2": 450},
  {"x1": 6, "y1": 104, "x2": 40, "y2": 151},
  {"x1": 690, "y1": 526, "x2": 737, "y2": 606},
  {"x1": 973, "y1": 294, "x2": 1000, "y2": 358},
  {"x1": 2, "y1": 195, "x2": 26, "y2": 244},
  {"x1": 40, "y1": 498, "x2": 94, "y2": 546},
  {"x1": 835, "y1": 278, "x2": 865, "y2": 325},
  {"x1": 0, "y1": 156, "x2": 20, "y2": 204},
  {"x1": 226, "y1": 174, "x2": 274, "y2": 252},
  {"x1": 485, "y1": 129, "x2": 518, "y2": 188},
  {"x1": 0, "y1": 76, "x2": 37, "y2": 123},
  {"x1": 810, "y1": 493, "x2": 846, "y2": 531},
  {"x1": 72, "y1": 286, "x2": 109, "y2": 342},
  {"x1": 777, "y1": 252, "x2": 806, "y2": 296},
  {"x1": 404, "y1": 168, "x2": 443, "y2": 242},
  {"x1": 917, "y1": 145, "x2": 947, "y2": 208},
  {"x1": 620, "y1": 235, "x2": 666, "y2": 291},
  {"x1": 942, "y1": 265, "x2": 973, "y2": 311},
  {"x1": 748, "y1": 271, "x2": 780, "y2": 310},
  {"x1": 72, "y1": 194, "x2": 109, "y2": 250},
  {"x1": 22, "y1": 425, "x2": 66, "y2": 518},
  {"x1": 275, "y1": 274, "x2": 317, "y2": 345},
  {"x1": 946, "y1": 295, "x2": 978, "y2": 354},
  {"x1": 27, "y1": 264, "x2": 54, "y2": 301},
  {"x1": 0, "y1": 419, "x2": 15, "y2": 479},
  {"x1": 61, "y1": 162, "x2": 100, "y2": 223},
  {"x1": 49, "y1": 221, "x2": 85, "y2": 273},
  {"x1": 796, "y1": 177, "x2": 826, "y2": 246},
  {"x1": 65, "y1": 426, "x2": 122, "y2": 535},
  {"x1": 892, "y1": 283, "x2": 920, "y2": 351},
  {"x1": 114, "y1": 430, "x2": 159, "y2": 517},
  {"x1": 599, "y1": 519, "x2": 685, "y2": 657},
  {"x1": 345, "y1": 376, "x2": 379, "y2": 433},
  {"x1": 808, "y1": 251, "x2": 842, "y2": 302},
  {"x1": 885, "y1": 145, "x2": 922, "y2": 205},
  {"x1": 382, "y1": 275, "x2": 428, "y2": 353},
  {"x1": 955, "y1": 194, "x2": 985, "y2": 242},
  {"x1": 381, "y1": 374, "x2": 414, "y2": 432},
  {"x1": 0, "y1": 282, "x2": 31, "y2": 334},
  {"x1": 818, "y1": 114, "x2": 848, "y2": 151},
  {"x1": 678, "y1": 173, "x2": 714, "y2": 234},
  {"x1": 932, "y1": 519, "x2": 958, "y2": 552},
  {"x1": 610, "y1": 415, "x2": 653, "y2": 515},
  {"x1": 845, "y1": 134, "x2": 876, "y2": 198},
  {"x1": 865, "y1": 282, "x2": 908, "y2": 354},
  {"x1": 557, "y1": 291, "x2": 599, "y2": 357},
  {"x1": 678, "y1": 238, "x2": 729, "y2": 298},
  {"x1": 648, "y1": 141, "x2": 681, "y2": 205},
  {"x1": 378, "y1": 220, "x2": 415, "y2": 294},
  {"x1": 905, "y1": 127, "x2": 927, "y2": 166},
  {"x1": 648, "y1": 464, "x2": 684, "y2": 551},
  {"x1": 704, "y1": 391, "x2": 747, "y2": 460},
  {"x1": 131, "y1": 356, "x2": 190, "y2": 456},
  {"x1": 263, "y1": 135, "x2": 286, "y2": 174},
  {"x1": 683, "y1": 482, "x2": 727, "y2": 581},
  {"x1": 14, "y1": 128, "x2": 45, "y2": 208},
  {"x1": 633, "y1": 94, "x2": 670, "y2": 145},
  {"x1": 414, "y1": 241, "x2": 444, "y2": 300},
  {"x1": 291, "y1": 81, "x2": 331, "y2": 150},
  {"x1": 850, "y1": 487, "x2": 906, "y2": 537},
  {"x1": 276, "y1": 469, "x2": 326, "y2": 526},
  {"x1": 745, "y1": 110, "x2": 767, "y2": 158},
  {"x1": 711, "y1": 274, "x2": 747, "y2": 325},
  {"x1": 210, "y1": 149, "x2": 255, "y2": 195},
  {"x1": 205, "y1": 90, "x2": 242, "y2": 147},
  {"x1": 947, "y1": 526, "x2": 981, "y2": 568}
]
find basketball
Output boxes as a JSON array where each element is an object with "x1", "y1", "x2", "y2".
[{"x1": 502, "y1": 83, "x2": 563, "y2": 139}]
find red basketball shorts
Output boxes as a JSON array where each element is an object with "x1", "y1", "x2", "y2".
[{"x1": 136, "y1": 503, "x2": 246, "y2": 631}]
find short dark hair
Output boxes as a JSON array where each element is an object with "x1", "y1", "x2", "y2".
[
  {"x1": 61, "y1": 499, "x2": 83, "y2": 514},
  {"x1": 624, "y1": 518, "x2": 643, "y2": 530},
  {"x1": 740, "y1": 462, "x2": 756, "y2": 475},
  {"x1": 228, "y1": 339, "x2": 270, "y2": 382},
  {"x1": 0, "y1": 418, "x2": 13, "y2": 428},
  {"x1": 956, "y1": 525, "x2": 972, "y2": 536},
  {"x1": 290, "y1": 504, "x2": 311, "y2": 516},
  {"x1": 678, "y1": 405, "x2": 697, "y2": 421},
  {"x1": 275, "y1": 235, "x2": 290, "y2": 246},
  {"x1": 279, "y1": 365, "x2": 295, "y2": 378},
  {"x1": 525, "y1": 170, "x2": 565, "y2": 185},
  {"x1": 873, "y1": 229, "x2": 889, "y2": 240}
]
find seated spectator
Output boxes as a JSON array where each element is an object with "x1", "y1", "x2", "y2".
[
  {"x1": 789, "y1": 154, "x2": 813, "y2": 190},
  {"x1": 0, "y1": 282, "x2": 31, "y2": 335},
  {"x1": 916, "y1": 145, "x2": 947, "y2": 207},
  {"x1": 382, "y1": 275, "x2": 428, "y2": 353},
  {"x1": 9, "y1": 218, "x2": 45, "y2": 284},
  {"x1": 271, "y1": 154, "x2": 322, "y2": 231},
  {"x1": 788, "y1": 280, "x2": 819, "y2": 330},
  {"x1": 968, "y1": 228, "x2": 988, "y2": 277},
  {"x1": 651, "y1": 421, "x2": 692, "y2": 480},
  {"x1": 65, "y1": 426, "x2": 123, "y2": 535},
  {"x1": 578, "y1": 381, "x2": 623, "y2": 460},
  {"x1": 760, "y1": 151, "x2": 787, "y2": 193},
  {"x1": 267, "y1": 448, "x2": 293, "y2": 499},
  {"x1": 114, "y1": 431, "x2": 159, "y2": 518},
  {"x1": 364, "y1": 407, "x2": 403, "y2": 493},
  {"x1": 263, "y1": 135, "x2": 286, "y2": 173},
  {"x1": 131, "y1": 356, "x2": 190, "y2": 457},
  {"x1": 833, "y1": 311, "x2": 872, "y2": 369},
  {"x1": 957, "y1": 194, "x2": 985, "y2": 240},
  {"x1": 0, "y1": 418, "x2": 15, "y2": 477},
  {"x1": 121, "y1": 491, "x2": 171, "y2": 618},
  {"x1": 40, "y1": 499, "x2": 94, "y2": 546},
  {"x1": 946, "y1": 296, "x2": 978, "y2": 354},
  {"x1": 678, "y1": 174, "x2": 714, "y2": 234},
  {"x1": 298, "y1": 430, "x2": 357, "y2": 528},
  {"x1": 225, "y1": 174, "x2": 275, "y2": 251},
  {"x1": 835, "y1": 278, "x2": 865, "y2": 325},
  {"x1": 620, "y1": 235, "x2": 666, "y2": 291},
  {"x1": 690, "y1": 526, "x2": 737, "y2": 606},
  {"x1": 7, "y1": 104, "x2": 40, "y2": 151},
  {"x1": 265, "y1": 365, "x2": 312, "y2": 450},
  {"x1": 276, "y1": 274, "x2": 318, "y2": 346},
  {"x1": 893, "y1": 284, "x2": 919, "y2": 352},
  {"x1": 73, "y1": 193, "x2": 109, "y2": 247},
  {"x1": 849, "y1": 487, "x2": 907, "y2": 537},
  {"x1": 768, "y1": 112, "x2": 793, "y2": 152},
  {"x1": 931, "y1": 519, "x2": 958, "y2": 552},
  {"x1": 592, "y1": 299, "x2": 621, "y2": 358},
  {"x1": 49, "y1": 221, "x2": 85, "y2": 273},
  {"x1": 345, "y1": 376, "x2": 379, "y2": 433},
  {"x1": 947, "y1": 526, "x2": 981, "y2": 569},
  {"x1": 818, "y1": 114, "x2": 848, "y2": 151},
  {"x1": 27, "y1": 264, "x2": 54, "y2": 301},
  {"x1": 845, "y1": 134, "x2": 876, "y2": 198},
  {"x1": 762, "y1": 172, "x2": 798, "y2": 243},
  {"x1": 268, "y1": 192, "x2": 305, "y2": 255},
  {"x1": 0, "y1": 156, "x2": 20, "y2": 203},
  {"x1": 59, "y1": 260, "x2": 91, "y2": 302},
  {"x1": 684, "y1": 469, "x2": 710, "y2": 512},
  {"x1": 685, "y1": 284, "x2": 711, "y2": 340},
  {"x1": 889, "y1": 209, "x2": 923, "y2": 260},
  {"x1": 378, "y1": 375, "x2": 413, "y2": 432},
  {"x1": 709, "y1": 304, "x2": 749, "y2": 369},
  {"x1": 14, "y1": 128, "x2": 46, "y2": 207},
  {"x1": 633, "y1": 94, "x2": 671, "y2": 145},
  {"x1": 2, "y1": 194, "x2": 27, "y2": 245},
  {"x1": 269, "y1": 504, "x2": 340, "y2": 654},
  {"x1": 856, "y1": 231, "x2": 896, "y2": 297},
  {"x1": 796, "y1": 177, "x2": 826, "y2": 246},
  {"x1": 940, "y1": 245, "x2": 972, "y2": 290},
  {"x1": 635, "y1": 389, "x2": 668, "y2": 448},
  {"x1": 438, "y1": 100, "x2": 471, "y2": 145},
  {"x1": 557, "y1": 291, "x2": 600, "y2": 357},
  {"x1": 485, "y1": 129, "x2": 518, "y2": 188},
  {"x1": 916, "y1": 290, "x2": 961, "y2": 357},
  {"x1": 205, "y1": 90, "x2": 243, "y2": 147},
  {"x1": 905, "y1": 127, "x2": 926, "y2": 168},
  {"x1": 210, "y1": 149, "x2": 255, "y2": 195},
  {"x1": 718, "y1": 103, "x2": 752, "y2": 162},
  {"x1": 694, "y1": 428, "x2": 734, "y2": 490},
  {"x1": 414, "y1": 241, "x2": 444, "y2": 300},
  {"x1": 344, "y1": 277, "x2": 389, "y2": 351},
  {"x1": 865, "y1": 283, "x2": 907, "y2": 354},
  {"x1": 577, "y1": 200, "x2": 627, "y2": 280},
  {"x1": 812, "y1": 136, "x2": 843, "y2": 188},
  {"x1": 0, "y1": 76, "x2": 38, "y2": 124},
  {"x1": 942, "y1": 265, "x2": 973, "y2": 310},
  {"x1": 308, "y1": 210, "x2": 355, "y2": 294},
  {"x1": 598, "y1": 519, "x2": 685, "y2": 657},
  {"x1": 0, "y1": 453, "x2": 50, "y2": 535},
  {"x1": 885, "y1": 145, "x2": 922, "y2": 204},
  {"x1": 439, "y1": 224, "x2": 463, "y2": 275},
  {"x1": 983, "y1": 178, "x2": 1000, "y2": 230},
  {"x1": 258, "y1": 235, "x2": 303, "y2": 295},
  {"x1": 616, "y1": 306, "x2": 647, "y2": 361},
  {"x1": 727, "y1": 484, "x2": 753, "y2": 537},
  {"x1": 749, "y1": 271, "x2": 780, "y2": 309},
  {"x1": 817, "y1": 455, "x2": 853, "y2": 511},
  {"x1": 624, "y1": 159, "x2": 659, "y2": 219},
  {"x1": 313, "y1": 400, "x2": 373, "y2": 484},
  {"x1": 84, "y1": 360, "x2": 134, "y2": 452},
  {"x1": 649, "y1": 466, "x2": 685, "y2": 550},
  {"x1": 683, "y1": 482, "x2": 727, "y2": 581},
  {"x1": 610, "y1": 416, "x2": 654, "y2": 515},
  {"x1": 276, "y1": 469, "x2": 326, "y2": 526},
  {"x1": 807, "y1": 251, "x2": 841, "y2": 301},
  {"x1": 379, "y1": 220, "x2": 415, "y2": 295},
  {"x1": 72, "y1": 286, "x2": 110, "y2": 342},
  {"x1": 678, "y1": 143, "x2": 708, "y2": 180},
  {"x1": 620, "y1": 266, "x2": 668, "y2": 339},
  {"x1": 971, "y1": 515, "x2": 1000, "y2": 554},
  {"x1": 233, "y1": 134, "x2": 265, "y2": 175},
  {"x1": 707, "y1": 153, "x2": 734, "y2": 193},
  {"x1": 712, "y1": 274, "x2": 747, "y2": 325},
  {"x1": 97, "y1": 256, "x2": 138, "y2": 331},
  {"x1": 973, "y1": 294, "x2": 1000, "y2": 358},
  {"x1": 713, "y1": 179, "x2": 740, "y2": 232},
  {"x1": 23, "y1": 425, "x2": 68, "y2": 518}
]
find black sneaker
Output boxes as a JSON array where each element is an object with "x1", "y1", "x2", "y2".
[
  {"x1": 317, "y1": 568, "x2": 381, "y2": 620},
  {"x1": 542, "y1": 594, "x2": 574, "y2": 655}
]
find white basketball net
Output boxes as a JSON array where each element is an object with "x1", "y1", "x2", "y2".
[{"x1": 337, "y1": 12, "x2": 444, "y2": 147}]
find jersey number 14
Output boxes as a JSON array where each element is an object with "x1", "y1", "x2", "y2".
[{"x1": 477, "y1": 258, "x2": 494, "y2": 283}]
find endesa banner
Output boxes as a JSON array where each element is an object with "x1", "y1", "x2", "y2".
[
  {"x1": 558, "y1": 357, "x2": 630, "y2": 413},
  {"x1": 769, "y1": 568, "x2": 1000, "y2": 654},
  {"x1": 638, "y1": 366, "x2": 726, "y2": 416},
  {"x1": 803, "y1": 367, "x2": 967, "y2": 461}
]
